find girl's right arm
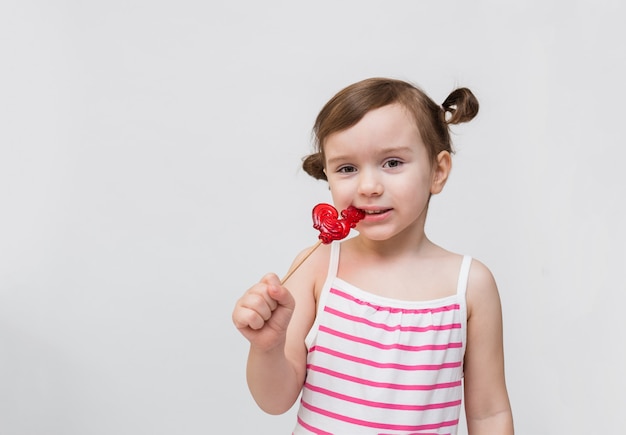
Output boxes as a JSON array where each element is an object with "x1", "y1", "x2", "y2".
[
  {"x1": 232, "y1": 252, "x2": 318, "y2": 414},
  {"x1": 463, "y1": 260, "x2": 514, "y2": 434}
]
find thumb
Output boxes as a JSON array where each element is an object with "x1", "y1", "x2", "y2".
[{"x1": 261, "y1": 273, "x2": 295, "y2": 311}]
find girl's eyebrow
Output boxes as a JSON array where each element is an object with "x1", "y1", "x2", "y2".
[
  {"x1": 325, "y1": 154, "x2": 351, "y2": 167},
  {"x1": 326, "y1": 146, "x2": 414, "y2": 166},
  {"x1": 377, "y1": 145, "x2": 414, "y2": 155}
]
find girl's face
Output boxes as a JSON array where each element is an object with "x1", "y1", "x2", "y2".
[{"x1": 323, "y1": 103, "x2": 449, "y2": 243}]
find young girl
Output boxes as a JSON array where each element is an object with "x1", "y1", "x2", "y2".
[{"x1": 232, "y1": 77, "x2": 514, "y2": 434}]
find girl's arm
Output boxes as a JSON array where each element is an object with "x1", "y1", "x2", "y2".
[
  {"x1": 232, "y1": 249, "x2": 318, "y2": 415},
  {"x1": 463, "y1": 260, "x2": 514, "y2": 434}
]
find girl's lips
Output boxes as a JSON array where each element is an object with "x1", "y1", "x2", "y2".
[
  {"x1": 357, "y1": 207, "x2": 392, "y2": 214},
  {"x1": 362, "y1": 209, "x2": 390, "y2": 215},
  {"x1": 357, "y1": 207, "x2": 392, "y2": 221}
]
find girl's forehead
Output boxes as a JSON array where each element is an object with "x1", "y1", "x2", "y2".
[{"x1": 325, "y1": 104, "x2": 421, "y2": 149}]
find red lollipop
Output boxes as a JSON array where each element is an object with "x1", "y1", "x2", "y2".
[
  {"x1": 281, "y1": 203, "x2": 364, "y2": 283},
  {"x1": 312, "y1": 203, "x2": 365, "y2": 244}
]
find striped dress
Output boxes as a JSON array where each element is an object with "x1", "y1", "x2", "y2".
[{"x1": 293, "y1": 242, "x2": 471, "y2": 435}]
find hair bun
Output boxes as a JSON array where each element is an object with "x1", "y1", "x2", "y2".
[
  {"x1": 442, "y1": 88, "x2": 479, "y2": 124},
  {"x1": 302, "y1": 152, "x2": 327, "y2": 180}
]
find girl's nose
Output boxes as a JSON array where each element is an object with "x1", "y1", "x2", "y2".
[{"x1": 357, "y1": 169, "x2": 383, "y2": 196}]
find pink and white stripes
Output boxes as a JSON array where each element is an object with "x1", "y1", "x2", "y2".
[{"x1": 293, "y1": 247, "x2": 470, "y2": 434}]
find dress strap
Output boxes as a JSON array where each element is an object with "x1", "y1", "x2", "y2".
[
  {"x1": 327, "y1": 241, "x2": 340, "y2": 278},
  {"x1": 318, "y1": 241, "x2": 340, "y2": 307},
  {"x1": 456, "y1": 255, "x2": 473, "y2": 296}
]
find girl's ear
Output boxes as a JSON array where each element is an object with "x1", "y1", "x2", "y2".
[{"x1": 430, "y1": 151, "x2": 452, "y2": 194}]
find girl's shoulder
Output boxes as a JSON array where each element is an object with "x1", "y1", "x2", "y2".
[
  {"x1": 467, "y1": 257, "x2": 496, "y2": 282},
  {"x1": 284, "y1": 241, "x2": 333, "y2": 300},
  {"x1": 465, "y1": 257, "x2": 501, "y2": 318}
]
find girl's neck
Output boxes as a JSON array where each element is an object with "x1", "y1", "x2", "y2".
[{"x1": 350, "y1": 228, "x2": 436, "y2": 260}]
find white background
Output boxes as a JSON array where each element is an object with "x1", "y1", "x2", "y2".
[{"x1": 1, "y1": 1, "x2": 625, "y2": 434}]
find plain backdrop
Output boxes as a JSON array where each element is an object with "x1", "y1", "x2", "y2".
[{"x1": 1, "y1": 1, "x2": 625, "y2": 434}]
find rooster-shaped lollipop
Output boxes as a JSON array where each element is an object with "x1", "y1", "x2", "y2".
[{"x1": 281, "y1": 203, "x2": 365, "y2": 284}]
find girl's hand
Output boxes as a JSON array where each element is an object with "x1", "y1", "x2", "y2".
[{"x1": 232, "y1": 273, "x2": 296, "y2": 351}]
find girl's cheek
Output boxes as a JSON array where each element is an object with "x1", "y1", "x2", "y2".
[{"x1": 328, "y1": 185, "x2": 353, "y2": 207}]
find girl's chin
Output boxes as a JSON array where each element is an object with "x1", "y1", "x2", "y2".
[{"x1": 354, "y1": 228, "x2": 397, "y2": 242}]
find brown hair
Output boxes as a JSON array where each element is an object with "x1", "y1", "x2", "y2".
[{"x1": 302, "y1": 77, "x2": 479, "y2": 180}]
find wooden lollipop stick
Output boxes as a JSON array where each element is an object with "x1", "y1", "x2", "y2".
[{"x1": 280, "y1": 240, "x2": 323, "y2": 284}]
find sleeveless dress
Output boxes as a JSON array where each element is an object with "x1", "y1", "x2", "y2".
[{"x1": 292, "y1": 242, "x2": 471, "y2": 435}]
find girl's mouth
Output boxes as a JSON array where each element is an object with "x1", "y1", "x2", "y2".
[
  {"x1": 361, "y1": 208, "x2": 392, "y2": 223},
  {"x1": 360, "y1": 208, "x2": 391, "y2": 215}
]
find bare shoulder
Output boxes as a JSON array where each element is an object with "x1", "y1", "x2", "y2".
[
  {"x1": 291, "y1": 241, "x2": 332, "y2": 272},
  {"x1": 284, "y1": 241, "x2": 332, "y2": 300},
  {"x1": 468, "y1": 258, "x2": 497, "y2": 289},
  {"x1": 466, "y1": 258, "x2": 501, "y2": 318},
  {"x1": 288, "y1": 242, "x2": 332, "y2": 280}
]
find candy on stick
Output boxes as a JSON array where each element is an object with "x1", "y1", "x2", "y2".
[{"x1": 281, "y1": 203, "x2": 365, "y2": 284}]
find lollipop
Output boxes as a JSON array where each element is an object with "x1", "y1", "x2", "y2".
[
  {"x1": 312, "y1": 203, "x2": 365, "y2": 244},
  {"x1": 281, "y1": 203, "x2": 365, "y2": 283}
]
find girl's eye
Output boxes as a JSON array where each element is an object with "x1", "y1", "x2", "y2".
[
  {"x1": 338, "y1": 166, "x2": 357, "y2": 173},
  {"x1": 383, "y1": 159, "x2": 403, "y2": 168}
]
